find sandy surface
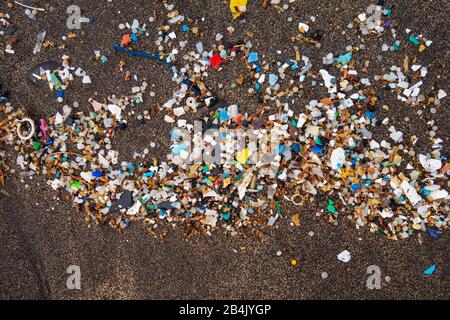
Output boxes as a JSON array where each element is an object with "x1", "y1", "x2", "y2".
[{"x1": 0, "y1": 0, "x2": 449, "y2": 299}]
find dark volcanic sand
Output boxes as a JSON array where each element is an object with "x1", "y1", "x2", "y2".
[{"x1": 0, "y1": 0, "x2": 449, "y2": 299}]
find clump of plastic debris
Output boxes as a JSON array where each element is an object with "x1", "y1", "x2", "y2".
[{"x1": 0, "y1": 2, "x2": 448, "y2": 241}]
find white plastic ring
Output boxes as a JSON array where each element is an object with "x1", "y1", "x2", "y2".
[
  {"x1": 17, "y1": 118, "x2": 35, "y2": 140},
  {"x1": 291, "y1": 194, "x2": 303, "y2": 206}
]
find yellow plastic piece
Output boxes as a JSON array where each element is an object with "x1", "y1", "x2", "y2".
[
  {"x1": 236, "y1": 148, "x2": 249, "y2": 164},
  {"x1": 229, "y1": 0, "x2": 248, "y2": 19}
]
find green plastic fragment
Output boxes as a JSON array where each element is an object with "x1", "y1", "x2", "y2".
[
  {"x1": 276, "y1": 200, "x2": 281, "y2": 217},
  {"x1": 50, "y1": 72, "x2": 62, "y2": 88},
  {"x1": 409, "y1": 35, "x2": 420, "y2": 46},
  {"x1": 145, "y1": 204, "x2": 157, "y2": 211},
  {"x1": 291, "y1": 119, "x2": 297, "y2": 127},
  {"x1": 222, "y1": 212, "x2": 231, "y2": 221},
  {"x1": 315, "y1": 137, "x2": 323, "y2": 145},
  {"x1": 327, "y1": 200, "x2": 336, "y2": 213},
  {"x1": 32, "y1": 141, "x2": 41, "y2": 150},
  {"x1": 70, "y1": 181, "x2": 82, "y2": 189},
  {"x1": 382, "y1": 161, "x2": 402, "y2": 167}
]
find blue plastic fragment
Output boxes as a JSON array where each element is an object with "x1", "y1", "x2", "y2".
[
  {"x1": 427, "y1": 229, "x2": 442, "y2": 239},
  {"x1": 269, "y1": 73, "x2": 279, "y2": 86},
  {"x1": 143, "y1": 171, "x2": 154, "y2": 178},
  {"x1": 312, "y1": 145, "x2": 323, "y2": 153},
  {"x1": 92, "y1": 170, "x2": 104, "y2": 178},
  {"x1": 219, "y1": 108, "x2": 230, "y2": 122},
  {"x1": 365, "y1": 111, "x2": 376, "y2": 120},
  {"x1": 423, "y1": 265, "x2": 436, "y2": 275},
  {"x1": 171, "y1": 143, "x2": 187, "y2": 155},
  {"x1": 248, "y1": 52, "x2": 259, "y2": 63},
  {"x1": 335, "y1": 52, "x2": 352, "y2": 65},
  {"x1": 169, "y1": 129, "x2": 181, "y2": 140},
  {"x1": 384, "y1": 7, "x2": 392, "y2": 17},
  {"x1": 112, "y1": 44, "x2": 177, "y2": 76},
  {"x1": 351, "y1": 184, "x2": 362, "y2": 192}
]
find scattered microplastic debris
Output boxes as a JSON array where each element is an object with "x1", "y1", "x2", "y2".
[{"x1": 0, "y1": 1, "x2": 447, "y2": 246}]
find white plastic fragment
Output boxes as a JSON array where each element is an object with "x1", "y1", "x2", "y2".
[
  {"x1": 268, "y1": 216, "x2": 277, "y2": 226},
  {"x1": 98, "y1": 154, "x2": 110, "y2": 168},
  {"x1": 428, "y1": 189, "x2": 448, "y2": 201},
  {"x1": 204, "y1": 209, "x2": 218, "y2": 227},
  {"x1": 370, "y1": 140, "x2": 380, "y2": 149},
  {"x1": 419, "y1": 155, "x2": 442, "y2": 173},
  {"x1": 33, "y1": 31, "x2": 46, "y2": 55},
  {"x1": 400, "y1": 180, "x2": 422, "y2": 205},
  {"x1": 330, "y1": 147, "x2": 345, "y2": 170},
  {"x1": 437, "y1": 89, "x2": 447, "y2": 99},
  {"x1": 80, "y1": 171, "x2": 93, "y2": 183},
  {"x1": 82, "y1": 75, "x2": 92, "y2": 84},
  {"x1": 297, "y1": 113, "x2": 308, "y2": 128},
  {"x1": 126, "y1": 201, "x2": 141, "y2": 215},
  {"x1": 54, "y1": 112, "x2": 64, "y2": 125},
  {"x1": 108, "y1": 104, "x2": 122, "y2": 118},
  {"x1": 164, "y1": 115, "x2": 175, "y2": 123},
  {"x1": 298, "y1": 22, "x2": 310, "y2": 33},
  {"x1": 319, "y1": 69, "x2": 337, "y2": 93},
  {"x1": 337, "y1": 250, "x2": 351, "y2": 263},
  {"x1": 390, "y1": 131, "x2": 403, "y2": 143},
  {"x1": 173, "y1": 106, "x2": 185, "y2": 117},
  {"x1": 380, "y1": 209, "x2": 394, "y2": 219}
]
